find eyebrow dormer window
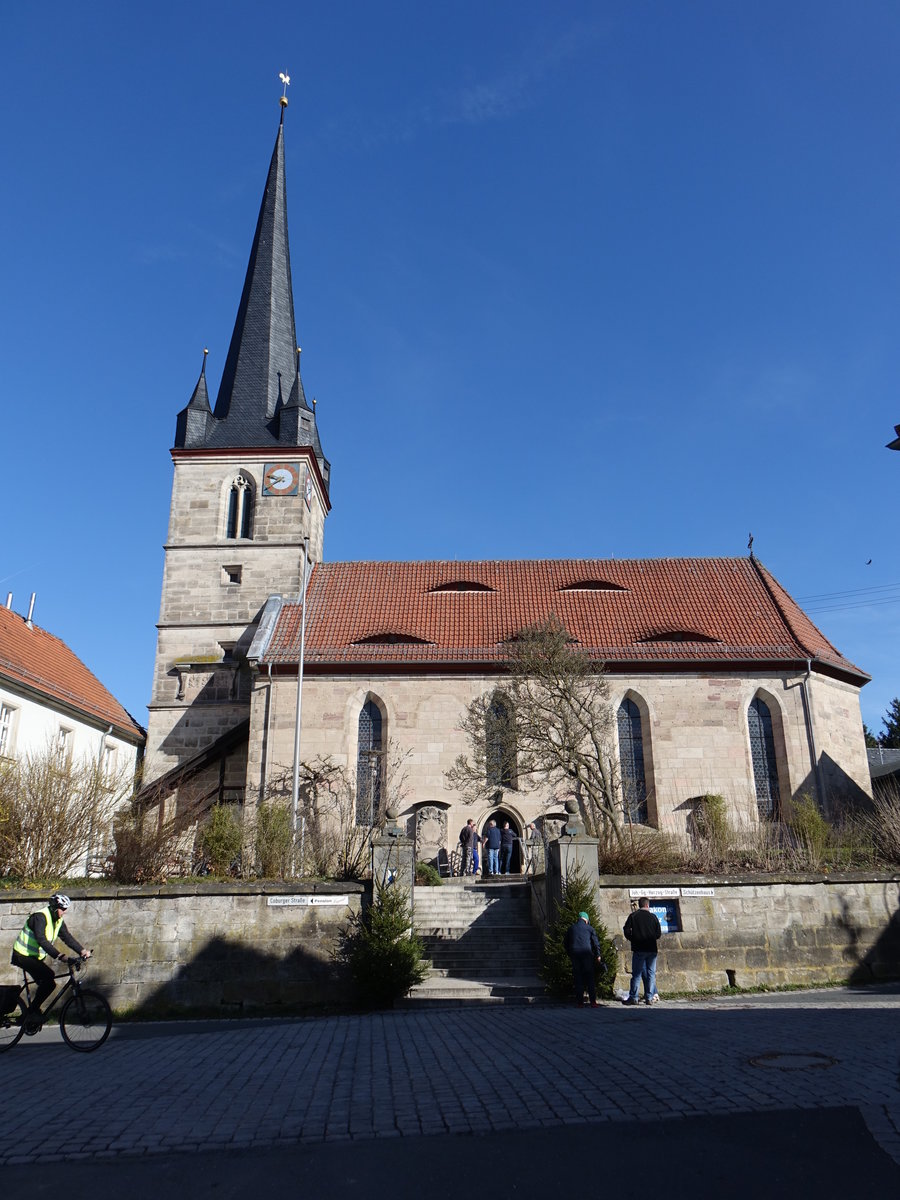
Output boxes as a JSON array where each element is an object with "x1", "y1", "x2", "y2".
[
  {"x1": 226, "y1": 475, "x2": 253, "y2": 539},
  {"x1": 559, "y1": 580, "x2": 628, "y2": 593},
  {"x1": 428, "y1": 581, "x2": 494, "y2": 594},
  {"x1": 352, "y1": 632, "x2": 432, "y2": 645},
  {"x1": 639, "y1": 630, "x2": 719, "y2": 644}
]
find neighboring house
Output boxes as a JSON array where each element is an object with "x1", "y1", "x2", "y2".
[
  {"x1": 0, "y1": 597, "x2": 145, "y2": 865},
  {"x1": 143, "y1": 105, "x2": 872, "y2": 859}
]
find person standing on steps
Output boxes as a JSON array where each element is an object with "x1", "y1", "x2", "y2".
[
  {"x1": 499, "y1": 821, "x2": 515, "y2": 874},
  {"x1": 622, "y1": 896, "x2": 662, "y2": 1006},
  {"x1": 471, "y1": 823, "x2": 482, "y2": 877},
  {"x1": 484, "y1": 819, "x2": 502, "y2": 876},
  {"x1": 458, "y1": 819, "x2": 476, "y2": 876}
]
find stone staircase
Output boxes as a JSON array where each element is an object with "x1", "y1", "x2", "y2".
[{"x1": 401, "y1": 878, "x2": 548, "y2": 1007}]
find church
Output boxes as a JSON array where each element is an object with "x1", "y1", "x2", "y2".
[{"x1": 143, "y1": 104, "x2": 872, "y2": 866}]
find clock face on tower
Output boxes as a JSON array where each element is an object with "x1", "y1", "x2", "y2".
[{"x1": 262, "y1": 462, "x2": 301, "y2": 496}]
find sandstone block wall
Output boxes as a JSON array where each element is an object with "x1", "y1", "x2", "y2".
[
  {"x1": 0, "y1": 883, "x2": 362, "y2": 1016},
  {"x1": 589, "y1": 873, "x2": 900, "y2": 994}
]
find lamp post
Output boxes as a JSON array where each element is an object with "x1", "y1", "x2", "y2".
[{"x1": 291, "y1": 534, "x2": 311, "y2": 873}]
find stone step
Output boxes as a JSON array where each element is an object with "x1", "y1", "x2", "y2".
[{"x1": 398, "y1": 974, "x2": 550, "y2": 1008}]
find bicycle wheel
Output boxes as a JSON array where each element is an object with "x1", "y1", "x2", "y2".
[
  {"x1": 0, "y1": 990, "x2": 26, "y2": 1052},
  {"x1": 60, "y1": 988, "x2": 112, "y2": 1052}
]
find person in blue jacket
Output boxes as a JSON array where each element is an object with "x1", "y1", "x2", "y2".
[
  {"x1": 564, "y1": 911, "x2": 604, "y2": 1007},
  {"x1": 483, "y1": 820, "x2": 502, "y2": 876}
]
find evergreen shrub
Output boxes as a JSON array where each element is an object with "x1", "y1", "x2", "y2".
[
  {"x1": 344, "y1": 880, "x2": 428, "y2": 1007},
  {"x1": 541, "y1": 863, "x2": 617, "y2": 999}
]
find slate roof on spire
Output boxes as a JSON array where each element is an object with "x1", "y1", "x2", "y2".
[{"x1": 173, "y1": 119, "x2": 328, "y2": 479}]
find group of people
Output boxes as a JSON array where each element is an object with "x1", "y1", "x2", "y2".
[
  {"x1": 458, "y1": 819, "x2": 541, "y2": 877},
  {"x1": 565, "y1": 896, "x2": 662, "y2": 1007}
]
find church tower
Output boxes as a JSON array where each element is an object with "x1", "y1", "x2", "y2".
[{"x1": 144, "y1": 102, "x2": 329, "y2": 795}]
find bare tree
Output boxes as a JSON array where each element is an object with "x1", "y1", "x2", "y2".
[
  {"x1": 446, "y1": 618, "x2": 624, "y2": 844},
  {"x1": 0, "y1": 743, "x2": 133, "y2": 881},
  {"x1": 262, "y1": 740, "x2": 412, "y2": 880}
]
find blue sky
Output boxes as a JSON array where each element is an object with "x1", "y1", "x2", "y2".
[{"x1": 2, "y1": 2, "x2": 899, "y2": 734}]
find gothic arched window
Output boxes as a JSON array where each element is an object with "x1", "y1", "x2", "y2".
[
  {"x1": 226, "y1": 475, "x2": 253, "y2": 539},
  {"x1": 617, "y1": 697, "x2": 648, "y2": 824},
  {"x1": 485, "y1": 693, "x2": 517, "y2": 789},
  {"x1": 356, "y1": 699, "x2": 384, "y2": 826},
  {"x1": 749, "y1": 696, "x2": 780, "y2": 820}
]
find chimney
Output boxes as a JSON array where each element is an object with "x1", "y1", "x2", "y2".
[
  {"x1": 4, "y1": 593, "x2": 11, "y2": 610},
  {"x1": 26, "y1": 593, "x2": 36, "y2": 628}
]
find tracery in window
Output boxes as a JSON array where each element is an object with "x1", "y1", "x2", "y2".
[
  {"x1": 226, "y1": 475, "x2": 253, "y2": 539},
  {"x1": 748, "y1": 696, "x2": 780, "y2": 820},
  {"x1": 485, "y1": 692, "x2": 517, "y2": 790},
  {"x1": 356, "y1": 698, "x2": 384, "y2": 826},
  {"x1": 617, "y1": 697, "x2": 648, "y2": 823}
]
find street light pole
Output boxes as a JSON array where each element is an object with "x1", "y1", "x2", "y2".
[{"x1": 291, "y1": 534, "x2": 311, "y2": 873}]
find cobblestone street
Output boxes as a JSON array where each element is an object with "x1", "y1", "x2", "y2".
[{"x1": 1, "y1": 986, "x2": 899, "y2": 1172}]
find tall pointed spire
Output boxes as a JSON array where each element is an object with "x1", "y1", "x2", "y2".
[
  {"x1": 211, "y1": 120, "x2": 297, "y2": 434},
  {"x1": 173, "y1": 105, "x2": 328, "y2": 483}
]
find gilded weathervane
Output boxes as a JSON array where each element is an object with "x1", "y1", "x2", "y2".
[{"x1": 279, "y1": 71, "x2": 291, "y2": 110}]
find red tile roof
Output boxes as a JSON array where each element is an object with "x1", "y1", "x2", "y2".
[
  {"x1": 0, "y1": 606, "x2": 145, "y2": 740},
  {"x1": 262, "y1": 557, "x2": 866, "y2": 683}
]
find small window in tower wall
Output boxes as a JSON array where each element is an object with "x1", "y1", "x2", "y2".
[{"x1": 223, "y1": 565, "x2": 242, "y2": 585}]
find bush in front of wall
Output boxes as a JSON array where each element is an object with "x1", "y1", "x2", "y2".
[
  {"x1": 541, "y1": 862, "x2": 617, "y2": 1000},
  {"x1": 343, "y1": 879, "x2": 428, "y2": 1007}
]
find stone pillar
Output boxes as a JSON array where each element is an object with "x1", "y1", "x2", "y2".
[
  {"x1": 547, "y1": 798, "x2": 600, "y2": 916},
  {"x1": 371, "y1": 805, "x2": 416, "y2": 897}
]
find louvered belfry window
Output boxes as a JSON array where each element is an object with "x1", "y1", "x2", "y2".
[
  {"x1": 356, "y1": 699, "x2": 384, "y2": 826},
  {"x1": 749, "y1": 696, "x2": 780, "y2": 820},
  {"x1": 617, "y1": 698, "x2": 648, "y2": 824},
  {"x1": 226, "y1": 475, "x2": 253, "y2": 539}
]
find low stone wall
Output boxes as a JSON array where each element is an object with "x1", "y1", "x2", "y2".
[
  {"x1": 0, "y1": 882, "x2": 364, "y2": 1016},
  {"x1": 593, "y1": 872, "x2": 900, "y2": 994}
]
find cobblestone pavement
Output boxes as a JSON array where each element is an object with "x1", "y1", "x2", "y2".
[{"x1": 1, "y1": 986, "x2": 898, "y2": 1167}]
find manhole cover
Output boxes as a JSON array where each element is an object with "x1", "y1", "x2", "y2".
[{"x1": 749, "y1": 1051, "x2": 837, "y2": 1071}]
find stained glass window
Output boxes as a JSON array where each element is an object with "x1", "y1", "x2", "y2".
[
  {"x1": 618, "y1": 698, "x2": 648, "y2": 824},
  {"x1": 749, "y1": 696, "x2": 780, "y2": 820}
]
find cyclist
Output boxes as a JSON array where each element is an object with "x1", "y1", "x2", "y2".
[{"x1": 11, "y1": 893, "x2": 91, "y2": 1028}]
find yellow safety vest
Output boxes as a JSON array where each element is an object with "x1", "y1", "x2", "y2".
[{"x1": 13, "y1": 906, "x2": 63, "y2": 960}]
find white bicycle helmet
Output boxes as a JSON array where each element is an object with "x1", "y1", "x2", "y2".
[{"x1": 50, "y1": 893, "x2": 71, "y2": 911}]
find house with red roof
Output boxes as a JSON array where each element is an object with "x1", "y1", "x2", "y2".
[
  {"x1": 0, "y1": 597, "x2": 145, "y2": 868},
  {"x1": 143, "y1": 108, "x2": 871, "y2": 863}
]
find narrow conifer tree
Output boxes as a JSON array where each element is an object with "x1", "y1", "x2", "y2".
[{"x1": 541, "y1": 863, "x2": 618, "y2": 999}]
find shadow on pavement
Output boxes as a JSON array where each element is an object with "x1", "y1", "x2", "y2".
[{"x1": 5, "y1": 1107, "x2": 898, "y2": 1199}]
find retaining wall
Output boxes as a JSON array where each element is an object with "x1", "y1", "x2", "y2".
[
  {"x1": 592, "y1": 872, "x2": 900, "y2": 993},
  {"x1": 0, "y1": 882, "x2": 364, "y2": 1016}
]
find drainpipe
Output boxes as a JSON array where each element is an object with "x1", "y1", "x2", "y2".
[{"x1": 799, "y1": 659, "x2": 824, "y2": 812}]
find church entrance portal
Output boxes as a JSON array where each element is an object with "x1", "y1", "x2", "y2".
[{"x1": 481, "y1": 808, "x2": 522, "y2": 874}]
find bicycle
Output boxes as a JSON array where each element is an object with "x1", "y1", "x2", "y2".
[{"x1": 0, "y1": 957, "x2": 112, "y2": 1053}]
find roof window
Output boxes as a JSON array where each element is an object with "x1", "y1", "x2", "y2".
[
  {"x1": 639, "y1": 630, "x2": 719, "y2": 644},
  {"x1": 352, "y1": 632, "x2": 433, "y2": 646},
  {"x1": 428, "y1": 581, "x2": 494, "y2": 594},
  {"x1": 559, "y1": 580, "x2": 627, "y2": 593}
]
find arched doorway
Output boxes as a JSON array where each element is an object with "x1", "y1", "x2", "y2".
[{"x1": 481, "y1": 806, "x2": 523, "y2": 874}]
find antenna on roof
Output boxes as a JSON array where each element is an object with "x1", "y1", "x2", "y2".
[{"x1": 748, "y1": 532, "x2": 754, "y2": 558}]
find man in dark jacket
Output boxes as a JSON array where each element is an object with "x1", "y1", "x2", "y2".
[
  {"x1": 11, "y1": 893, "x2": 91, "y2": 1027},
  {"x1": 564, "y1": 911, "x2": 604, "y2": 1007},
  {"x1": 499, "y1": 822, "x2": 516, "y2": 874},
  {"x1": 458, "y1": 820, "x2": 476, "y2": 876},
  {"x1": 622, "y1": 897, "x2": 662, "y2": 1006},
  {"x1": 483, "y1": 820, "x2": 502, "y2": 876}
]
